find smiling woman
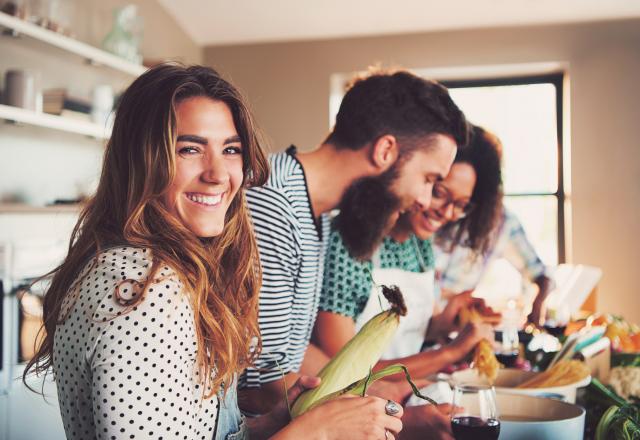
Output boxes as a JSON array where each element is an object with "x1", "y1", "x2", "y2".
[
  {"x1": 21, "y1": 63, "x2": 269, "y2": 440},
  {"x1": 22, "y1": 63, "x2": 405, "y2": 440},
  {"x1": 165, "y1": 97, "x2": 245, "y2": 238}
]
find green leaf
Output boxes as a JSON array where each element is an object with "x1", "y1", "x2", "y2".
[
  {"x1": 304, "y1": 363, "x2": 438, "y2": 413},
  {"x1": 590, "y1": 378, "x2": 628, "y2": 407},
  {"x1": 348, "y1": 364, "x2": 438, "y2": 405},
  {"x1": 595, "y1": 406, "x2": 620, "y2": 440}
]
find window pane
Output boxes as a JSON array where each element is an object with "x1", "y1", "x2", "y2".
[
  {"x1": 504, "y1": 195, "x2": 558, "y2": 266},
  {"x1": 448, "y1": 83, "x2": 558, "y2": 194}
]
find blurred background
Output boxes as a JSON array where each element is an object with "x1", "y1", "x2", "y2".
[{"x1": 0, "y1": 1, "x2": 639, "y2": 438}]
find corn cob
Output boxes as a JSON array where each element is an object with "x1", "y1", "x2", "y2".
[
  {"x1": 291, "y1": 285, "x2": 435, "y2": 417},
  {"x1": 460, "y1": 305, "x2": 500, "y2": 384},
  {"x1": 473, "y1": 338, "x2": 500, "y2": 384}
]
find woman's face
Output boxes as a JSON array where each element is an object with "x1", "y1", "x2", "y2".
[
  {"x1": 408, "y1": 162, "x2": 477, "y2": 240},
  {"x1": 163, "y1": 96, "x2": 244, "y2": 238}
]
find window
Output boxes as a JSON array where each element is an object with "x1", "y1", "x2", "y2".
[{"x1": 442, "y1": 74, "x2": 566, "y2": 267}]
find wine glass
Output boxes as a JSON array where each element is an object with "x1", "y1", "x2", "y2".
[{"x1": 450, "y1": 384, "x2": 500, "y2": 440}]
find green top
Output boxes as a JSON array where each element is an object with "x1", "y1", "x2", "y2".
[{"x1": 319, "y1": 227, "x2": 435, "y2": 320}]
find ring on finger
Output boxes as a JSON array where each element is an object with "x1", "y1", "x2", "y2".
[{"x1": 385, "y1": 399, "x2": 401, "y2": 416}]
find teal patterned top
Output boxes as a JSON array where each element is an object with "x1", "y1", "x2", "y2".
[{"x1": 319, "y1": 227, "x2": 435, "y2": 320}]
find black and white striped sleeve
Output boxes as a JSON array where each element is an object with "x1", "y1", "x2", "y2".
[{"x1": 243, "y1": 186, "x2": 300, "y2": 386}]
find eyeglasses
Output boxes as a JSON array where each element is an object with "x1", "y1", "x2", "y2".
[{"x1": 431, "y1": 183, "x2": 475, "y2": 218}]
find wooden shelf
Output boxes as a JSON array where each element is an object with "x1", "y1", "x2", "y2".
[
  {"x1": 0, "y1": 11, "x2": 146, "y2": 77},
  {"x1": 0, "y1": 203, "x2": 82, "y2": 214},
  {"x1": 0, "y1": 104, "x2": 109, "y2": 139}
]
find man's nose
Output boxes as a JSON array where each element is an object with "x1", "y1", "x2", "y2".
[{"x1": 416, "y1": 186, "x2": 433, "y2": 211}]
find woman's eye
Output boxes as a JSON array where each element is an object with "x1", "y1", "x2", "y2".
[
  {"x1": 178, "y1": 146, "x2": 199, "y2": 155},
  {"x1": 224, "y1": 146, "x2": 243, "y2": 155}
]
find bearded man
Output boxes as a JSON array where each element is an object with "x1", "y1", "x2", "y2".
[{"x1": 239, "y1": 69, "x2": 468, "y2": 419}]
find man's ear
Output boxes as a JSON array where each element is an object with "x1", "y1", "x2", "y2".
[{"x1": 370, "y1": 135, "x2": 399, "y2": 171}]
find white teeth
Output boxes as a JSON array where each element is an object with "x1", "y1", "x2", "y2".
[{"x1": 187, "y1": 193, "x2": 222, "y2": 206}]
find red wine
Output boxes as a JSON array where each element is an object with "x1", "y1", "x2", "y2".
[
  {"x1": 495, "y1": 350, "x2": 519, "y2": 367},
  {"x1": 451, "y1": 416, "x2": 500, "y2": 440}
]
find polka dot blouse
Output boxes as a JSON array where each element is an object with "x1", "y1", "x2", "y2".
[{"x1": 53, "y1": 246, "x2": 219, "y2": 440}]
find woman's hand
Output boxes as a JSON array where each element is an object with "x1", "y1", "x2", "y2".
[
  {"x1": 448, "y1": 322, "x2": 495, "y2": 361},
  {"x1": 428, "y1": 291, "x2": 500, "y2": 341},
  {"x1": 427, "y1": 291, "x2": 474, "y2": 339},
  {"x1": 273, "y1": 395, "x2": 404, "y2": 440},
  {"x1": 366, "y1": 378, "x2": 426, "y2": 404},
  {"x1": 399, "y1": 404, "x2": 454, "y2": 440}
]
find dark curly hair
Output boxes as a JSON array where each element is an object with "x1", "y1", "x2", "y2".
[
  {"x1": 436, "y1": 124, "x2": 503, "y2": 256},
  {"x1": 325, "y1": 69, "x2": 468, "y2": 155}
]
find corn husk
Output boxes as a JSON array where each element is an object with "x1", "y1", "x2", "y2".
[{"x1": 291, "y1": 285, "x2": 435, "y2": 417}]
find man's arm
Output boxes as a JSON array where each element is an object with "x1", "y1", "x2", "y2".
[{"x1": 240, "y1": 188, "x2": 300, "y2": 414}]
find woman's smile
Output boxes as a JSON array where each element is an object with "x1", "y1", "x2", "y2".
[{"x1": 184, "y1": 191, "x2": 225, "y2": 208}]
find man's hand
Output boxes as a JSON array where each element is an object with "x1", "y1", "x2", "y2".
[
  {"x1": 247, "y1": 375, "x2": 321, "y2": 440},
  {"x1": 238, "y1": 372, "x2": 301, "y2": 415}
]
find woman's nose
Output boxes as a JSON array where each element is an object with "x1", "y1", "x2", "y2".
[
  {"x1": 441, "y1": 202, "x2": 456, "y2": 220},
  {"x1": 202, "y1": 153, "x2": 229, "y2": 184}
]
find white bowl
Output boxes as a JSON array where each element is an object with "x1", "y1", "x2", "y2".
[
  {"x1": 451, "y1": 368, "x2": 591, "y2": 403},
  {"x1": 495, "y1": 393, "x2": 585, "y2": 440}
]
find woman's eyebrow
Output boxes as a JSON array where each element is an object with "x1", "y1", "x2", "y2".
[
  {"x1": 224, "y1": 135, "x2": 241, "y2": 144},
  {"x1": 177, "y1": 134, "x2": 208, "y2": 145}
]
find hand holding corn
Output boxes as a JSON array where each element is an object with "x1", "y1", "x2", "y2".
[{"x1": 291, "y1": 284, "x2": 436, "y2": 417}]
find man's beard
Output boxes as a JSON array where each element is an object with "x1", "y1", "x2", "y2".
[{"x1": 333, "y1": 168, "x2": 402, "y2": 261}]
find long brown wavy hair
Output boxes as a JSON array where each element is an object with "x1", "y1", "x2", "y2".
[{"x1": 24, "y1": 63, "x2": 269, "y2": 398}]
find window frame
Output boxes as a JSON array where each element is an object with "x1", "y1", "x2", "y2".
[{"x1": 441, "y1": 73, "x2": 566, "y2": 263}]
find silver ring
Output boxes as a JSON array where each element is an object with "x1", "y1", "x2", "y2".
[{"x1": 385, "y1": 399, "x2": 401, "y2": 416}]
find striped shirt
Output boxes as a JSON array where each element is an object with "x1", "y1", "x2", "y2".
[{"x1": 241, "y1": 146, "x2": 330, "y2": 387}]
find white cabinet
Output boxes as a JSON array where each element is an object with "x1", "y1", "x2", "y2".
[{"x1": 0, "y1": 12, "x2": 144, "y2": 438}]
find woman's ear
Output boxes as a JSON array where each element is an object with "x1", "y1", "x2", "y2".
[{"x1": 370, "y1": 135, "x2": 399, "y2": 171}]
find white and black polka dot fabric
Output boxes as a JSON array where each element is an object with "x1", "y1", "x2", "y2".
[{"x1": 53, "y1": 247, "x2": 219, "y2": 440}]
